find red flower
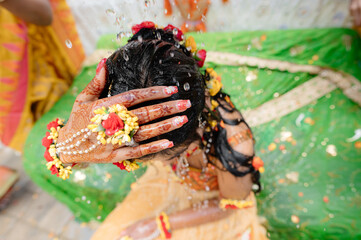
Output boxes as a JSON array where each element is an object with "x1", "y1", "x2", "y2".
[
  {"x1": 164, "y1": 24, "x2": 184, "y2": 41},
  {"x1": 44, "y1": 150, "x2": 53, "y2": 162},
  {"x1": 50, "y1": 165, "x2": 59, "y2": 175},
  {"x1": 42, "y1": 132, "x2": 53, "y2": 148},
  {"x1": 47, "y1": 118, "x2": 59, "y2": 130},
  {"x1": 113, "y1": 162, "x2": 126, "y2": 170},
  {"x1": 252, "y1": 156, "x2": 264, "y2": 170},
  {"x1": 102, "y1": 113, "x2": 124, "y2": 136},
  {"x1": 132, "y1": 21, "x2": 155, "y2": 35},
  {"x1": 195, "y1": 49, "x2": 207, "y2": 67}
]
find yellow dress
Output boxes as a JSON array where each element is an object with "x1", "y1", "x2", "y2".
[
  {"x1": 0, "y1": 0, "x2": 84, "y2": 152},
  {"x1": 92, "y1": 161, "x2": 268, "y2": 240}
]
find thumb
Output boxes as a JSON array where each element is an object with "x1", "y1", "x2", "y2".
[{"x1": 77, "y1": 58, "x2": 107, "y2": 102}]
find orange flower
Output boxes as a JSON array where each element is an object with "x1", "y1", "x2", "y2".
[{"x1": 252, "y1": 156, "x2": 264, "y2": 173}]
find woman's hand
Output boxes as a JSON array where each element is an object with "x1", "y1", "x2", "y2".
[
  {"x1": 117, "y1": 219, "x2": 158, "y2": 240},
  {"x1": 58, "y1": 58, "x2": 191, "y2": 164},
  {"x1": 351, "y1": 0, "x2": 361, "y2": 27}
]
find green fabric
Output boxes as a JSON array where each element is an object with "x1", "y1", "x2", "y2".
[{"x1": 24, "y1": 28, "x2": 361, "y2": 239}]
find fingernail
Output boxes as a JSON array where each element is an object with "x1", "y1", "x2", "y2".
[
  {"x1": 177, "y1": 100, "x2": 191, "y2": 111},
  {"x1": 162, "y1": 141, "x2": 174, "y2": 149},
  {"x1": 173, "y1": 115, "x2": 188, "y2": 127},
  {"x1": 96, "y1": 58, "x2": 107, "y2": 75},
  {"x1": 164, "y1": 86, "x2": 178, "y2": 95}
]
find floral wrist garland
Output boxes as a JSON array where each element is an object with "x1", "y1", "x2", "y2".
[
  {"x1": 42, "y1": 119, "x2": 73, "y2": 180},
  {"x1": 219, "y1": 198, "x2": 253, "y2": 210},
  {"x1": 156, "y1": 212, "x2": 172, "y2": 239}
]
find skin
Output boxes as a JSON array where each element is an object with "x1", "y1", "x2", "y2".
[
  {"x1": 351, "y1": 0, "x2": 361, "y2": 27},
  {"x1": 0, "y1": 0, "x2": 53, "y2": 26},
  {"x1": 118, "y1": 95, "x2": 254, "y2": 239},
  {"x1": 58, "y1": 59, "x2": 191, "y2": 164}
]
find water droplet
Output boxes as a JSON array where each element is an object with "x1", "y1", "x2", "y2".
[
  {"x1": 105, "y1": 9, "x2": 115, "y2": 15},
  {"x1": 123, "y1": 52, "x2": 129, "y2": 61},
  {"x1": 159, "y1": 60, "x2": 162, "y2": 64},
  {"x1": 156, "y1": 32, "x2": 161, "y2": 40},
  {"x1": 159, "y1": 71, "x2": 163, "y2": 75},
  {"x1": 175, "y1": 42, "x2": 180, "y2": 48},
  {"x1": 116, "y1": 32, "x2": 125, "y2": 41},
  {"x1": 173, "y1": 28, "x2": 178, "y2": 36},
  {"x1": 65, "y1": 39, "x2": 72, "y2": 48},
  {"x1": 184, "y1": 82, "x2": 190, "y2": 91},
  {"x1": 201, "y1": 15, "x2": 207, "y2": 22},
  {"x1": 170, "y1": 52, "x2": 175, "y2": 57},
  {"x1": 137, "y1": 35, "x2": 143, "y2": 42},
  {"x1": 187, "y1": 13, "x2": 191, "y2": 19},
  {"x1": 164, "y1": 9, "x2": 168, "y2": 14},
  {"x1": 188, "y1": 72, "x2": 191, "y2": 77}
]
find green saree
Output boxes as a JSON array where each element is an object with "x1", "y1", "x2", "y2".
[{"x1": 24, "y1": 28, "x2": 361, "y2": 239}]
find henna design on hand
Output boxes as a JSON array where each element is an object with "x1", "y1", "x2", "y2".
[{"x1": 57, "y1": 60, "x2": 181, "y2": 164}]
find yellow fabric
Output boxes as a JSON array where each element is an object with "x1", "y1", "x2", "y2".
[
  {"x1": 0, "y1": 0, "x2": 84, "y2": 152},
  {"x1": 92, "y1": 161, "x2": 268, "y2": 240}
]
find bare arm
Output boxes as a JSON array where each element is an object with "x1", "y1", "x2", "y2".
[{"x1": 0, "y1": 0, "x2": 53, "y2": 26}]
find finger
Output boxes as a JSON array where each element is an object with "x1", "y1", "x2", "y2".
[
  {"x1": 95, "y1": 86, "x2": 178, "y2": 109},
  {"x1": 132, "y1": 100, "x2": 191, "y2": 125},
  {"x1": 77, "y1": 58, "x2": 107, "y2": 102},
  {"x1": 350, "y1": 1, "x2": 358, "y2": 25},
  {"x1": 357, "y1": 1, "x2": 361, "y2": 26},
  {"x1": 134, "y1": 115, "x2": 188, "y2": 142},
  {"x1": 113, "y1": 139, "x2": 174, "y2": 161}
]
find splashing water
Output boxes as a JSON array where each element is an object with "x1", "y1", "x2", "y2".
[
  {"x1": 138, "y1": 35, "x2": 143, "y2": 42},
  {"x1": 173, "y1": 28, "x2": 178, "y2": 36},
  {"x1": 65, "y1": 39, "x2": 72, "y2": 48},
  {"x1": 105, "y1": 9, "x2": 115, "y2": 15},
  {"x1": 170, "y1": 52, "x2": 175, "y2": 57}
]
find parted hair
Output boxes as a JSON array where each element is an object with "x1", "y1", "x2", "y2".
[{"x1": 100, "y1": 28, "x2": 205, "y2": 157}]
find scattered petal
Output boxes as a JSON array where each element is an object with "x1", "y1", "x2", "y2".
[
  {"x1": 268, "y1": 143, "x2": 277, "y2": 151},
  {"x1": 326, "y1": 145, "x2": 337, "y2": 157},
  {"x1": 291, "y1": 215, "x2": 300, "y2": 224},
  {"x1": 286, "y1": 171, "x2": 299, "y2": 183}
]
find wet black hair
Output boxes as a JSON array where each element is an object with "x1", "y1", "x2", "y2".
[
  {"x1": 100, "y1": 28, "x2": 205, "y2": 157},
  {"x1": 100, "y1": 26, "x2": 261, "y2": 191}
]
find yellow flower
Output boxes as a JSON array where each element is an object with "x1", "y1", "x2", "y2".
[
  {"x1": 211, "y1": 100, "x2": 219, "y2": 110},
  {"x1": 206, "y1": 68, "x2": 218, "y2": 79},
  {"x1": 185, "y1": 36, "x2": 197, "y2": 53},
  {"x1": 87, "y1": 124, "x2": 98, "y2": 131},
  {"x1": 207, "y1": 79, "x2": 223, "y2": 96},
  {"x1": 94, "y1": 107, "x2": 106, "y2": 115},
  {"x1": 58, "y1": 167, "x2": 72, "y2": 180}
]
